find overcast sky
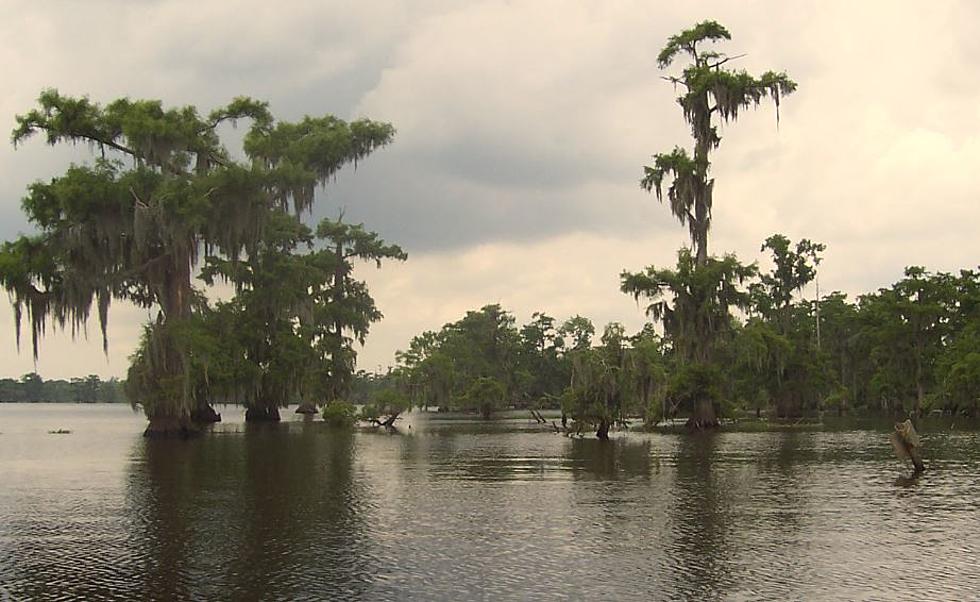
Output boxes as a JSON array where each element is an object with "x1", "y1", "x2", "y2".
[{"x1": 1, "y1": 1, "x2": 978, "y2": 380}]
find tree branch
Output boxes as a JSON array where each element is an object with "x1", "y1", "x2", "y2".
[
  {"x1": 660, "y1": 76, "x2": 689, "y2": 89},
  {"x1": 708, "y1": 53, "x2": 746, "y2": 70},
  {"x1": 72, "y1": 132, "x2": 139, "y2": 159}
]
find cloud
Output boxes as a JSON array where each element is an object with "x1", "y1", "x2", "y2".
[
  {"x1": 2, "y1": 1, "x2": 980, "y2": 378},
  {"x1": 355, "y1": 230, "x2": 685, "y2": 370}
]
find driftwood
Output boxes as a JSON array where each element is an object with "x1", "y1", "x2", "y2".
[
  {"x1": 529, "y1": 409, "x2": 547, "y2": 424},
  {"x1": 369, "y1": 412, "x2": 400, "y2": 429},
  {"x1": 891, "y1": 419, "x2": 925, "y2": 473}
]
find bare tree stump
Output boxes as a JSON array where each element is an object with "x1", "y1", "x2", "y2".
[{"x1": 891, "y1": 419, "x2": 925, "y2": 473}]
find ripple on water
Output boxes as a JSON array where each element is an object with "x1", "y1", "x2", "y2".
[{"x1": 2, "y1": 406, "x2": 980, "y2": 600}]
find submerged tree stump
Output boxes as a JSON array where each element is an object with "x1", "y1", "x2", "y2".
[
  {"x1": 144, "y1": 417, "x2": 202, "y2": 438},
  {"x1": 891, "y1": 419, "x2": 925, "y2": 473},
  {"x1": 245, "y1": 406, "x2": 281, "y2": 422},
  {"x1": 190, "y1": 404, "x2": 222, "y2": 424},
  {"x1": 295, "y1": 402, "x2": 319, "y2": 415}
]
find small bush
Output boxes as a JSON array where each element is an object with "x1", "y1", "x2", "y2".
[
  {"x1": 322, "y1": 400, "x2": 357, "y2": 427},
  {"x1": 358, "y1": 404, "x2": 381, "y2": 423},
  {"x1": 375, "y1": 389, "x2": 410, "y2": 415}
]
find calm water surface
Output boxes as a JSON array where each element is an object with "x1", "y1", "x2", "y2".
[{"x1": 1, "y1": 404, "x2": 978, "y2": 601}]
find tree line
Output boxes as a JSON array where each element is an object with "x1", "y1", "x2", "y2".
[
  {"x1": 380, "y1": 244, "x2": 980, "y2": 436},
  {"x1": 379, "y1": 21, "x2": 979, "y2": 437},
  {"x1": 1, "y1": 21, "x2": 976, "y2": 438},
  {"x1": 0, "y1": 91, "x2": 402, "y2": 435},
  {"x1": 0, "y1": 373, "x2": 126, "y2": 403}
]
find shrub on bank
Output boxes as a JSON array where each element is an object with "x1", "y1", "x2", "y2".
[{"x1": 322, "y1": 401, "x2": 357, "y2": 427}]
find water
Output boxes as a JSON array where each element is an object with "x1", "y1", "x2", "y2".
[{"x1": 1, "y1": 404, "x2": 979, "y2": 601}]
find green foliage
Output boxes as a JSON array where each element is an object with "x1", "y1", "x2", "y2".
[
  {"x1": 358, "y1": 388, "x2": 411, "y2": 423},
  {"x1": 716, "y1": 255, "x2": 980, "y2": 419},
  {"x1": 634, "y1": 22, "x2": 795, "y2": 424},
  {"x1": 559, "y1": 322, "x2": 666, "y2": 436},
  {"x1": 0, "y1": 373, "x2": 126, "y2": 403},
  {"x1": 466, "y1": 376, "x2": 507, "y2": 419},
  {"x1": 656, "y1": 20, "x2": 732, "y2": 68},
  {"x1": 558, "y1": 315, "x2": 595, "y2": 351},
  {"x1": 394, "y1": 304, "x2": 521, "y2": 412},
  {"x1": 643, "y1": 21, "x2": 796, "y2": 265},
  {"x1": 196, "y1": 212, "x2": 405, "y2": 417},
  {"x1": 374, "y1": 388, "x2": 410, "y2": 414},
  {"x1": 621, "y1": 248, "x2": 756, "y2": 364},
  {"x1": 666, "y1": 363, "x2": 723, "y2": 415},
  {"x1": 321, "y1": 400, "x2": 357, "y2": 427},
  {"x1": 752, "y1": 234, "x2": 825, "y2": 319},
  {"x1": 936, "y1": 317, "x2": 980, "y2": 416},
  {"x1": 358, "y1": 404, "x2": 381, "y2": 423},
  {"x1": 0, "y1": 90, "x2": 396, "y2": 424}
]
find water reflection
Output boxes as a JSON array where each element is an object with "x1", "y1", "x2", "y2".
[
  {"x1": 668, "y1": 433, "x2": 735, "y2": 598},
  {"x1": 4, "y1": 405, "x2": 980, "y2": 600},
  {"x1": 566, "y1": 438, "x2": 655, "y2": 481},
  {"x1": 128, "y1": 424, "x2": 371, "y2": 600}
]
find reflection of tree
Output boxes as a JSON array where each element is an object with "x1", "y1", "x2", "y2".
[
  {"x1": 127, "y1": 424, "x2": 370, "y2": 599},
  {"x1": 566, "y1": 438, "x2": 653, "y2": 482},
  {"x1": 762, "y1": 432, "x2": 809, "y2": 537},
  {"x1": 127, "y1": 439, "x2": 201, "y2": 600},
  {"x1": 669, "y1": 434, "x2": 733, "y2": 597}
]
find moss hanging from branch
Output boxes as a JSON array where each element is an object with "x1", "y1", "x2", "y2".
[
  {"x1": 642, "y1": 20, "x2": 796, "y2": 265},
  {"x1": 1, "y1": 90, "x2": 396, "y2": 431}
]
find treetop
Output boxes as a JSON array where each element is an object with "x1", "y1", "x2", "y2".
[{"x1": 657, "y1": 20, "x2": 731, "y2": 68}]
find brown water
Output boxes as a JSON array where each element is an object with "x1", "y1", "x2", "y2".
[{"x1": 1, "y1": 404, "x2": 978, "y2": 601}]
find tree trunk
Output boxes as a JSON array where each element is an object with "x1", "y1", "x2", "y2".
[
  {"x1": 190, "y1": 403, "x2": 221, "y2": 423},
  {"x1": 329, "y1": 240, "x2": 349, "y2": 401},
  {"x1": 692, "y1": 91, "x2": 712, "y2": 267},
  {"x1": 295, "y1": 402, "x2": 319, "y2": 415},
  {"x1": 245, "y1": 405, "x2": 281, "y2": 422},
  {"x1": 687, "y1": 398, "x2": 719, "y2": 430},
  {"x1": 139, "y1": 248, "x2": 196, "y2": 430},
  {"x1": 891, "y1": 419, "x2": 925, "y2": 473},
  {"x1": 775, "y1": 395, "x2": 802, "y2": 419},
  {"x1": 144, "y1": 416, "x2": 201, "y2": 438}
]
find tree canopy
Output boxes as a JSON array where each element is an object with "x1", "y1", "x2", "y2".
[
  {"x1": 0, "y1": 90, "x2": 396, "y2": 434},
  {"x1": 643, "y1": 20, "x2": 796, "y2": 265}
]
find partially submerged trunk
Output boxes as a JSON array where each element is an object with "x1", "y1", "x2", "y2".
[
  {"x1": 144, "y1": 416, "x2": 201, "y2": 438},
  {"x1": 774, "y1": 394, "x2": 802, "y2": 419},
  {"x1": 368, "y1": 412, "x2": 400, "y2": 430},
  {"x1": 686, "y1": 398, "x2": 720, "y2": 430},
  {"x1": 891, "y1": 419, "x2": 925, "y2": 473},
  {"x1": 190, "y1": 403, "x2": 221, "y2": 423},
  {"x1": 136, "y1": 250, "x2": 199, "y2": 434},
  {"x1": 295, "y1": 402, "x2": 319, "y2": 415},
  {"x1": 245, "y1": 405, "x2": 281, "y2": 422},
  {"x1": 596, "y1": 418, "x2": 610, "y2": 440}
]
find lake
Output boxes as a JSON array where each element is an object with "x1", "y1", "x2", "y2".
[{"x1": 1, "y1": 404, "x2": 978, "y2": 601}]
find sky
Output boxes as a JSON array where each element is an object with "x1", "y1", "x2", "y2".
[{"x1": 1, "y1": 0, "x2": 979, "y2": 380}]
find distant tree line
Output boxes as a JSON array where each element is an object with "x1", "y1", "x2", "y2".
[
  {"x1": 382, "y1": 245, "x2": 980, "y2": 434},
  {"x1": 0, "y1": 373, "x2": 126, "y2": 403},
  {"x1": 4, "y1": 21, "x2": 975, "y2": 443}
]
